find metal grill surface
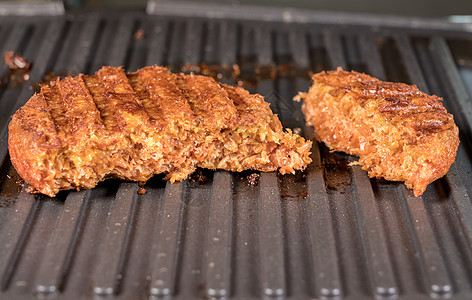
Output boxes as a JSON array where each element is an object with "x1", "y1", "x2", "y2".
[{"x1": 0, "y1": 6, "x2": 472, "y2": 300}]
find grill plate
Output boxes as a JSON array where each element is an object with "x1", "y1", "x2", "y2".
[{"x1": 1, "y1": 5, "x2": 472, "y2": 300}]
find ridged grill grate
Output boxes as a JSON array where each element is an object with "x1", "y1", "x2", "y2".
[{"x1": 0, "y1": 5, "x2": 472, "y2": 300}]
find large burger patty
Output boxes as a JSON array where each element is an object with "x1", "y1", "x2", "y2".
[
  {"x1": 8, "y1": 66, "x2": 312, "y2": 197},
  {"x1": 296, "y1": 68, "x2": 459, "y2": 196}
]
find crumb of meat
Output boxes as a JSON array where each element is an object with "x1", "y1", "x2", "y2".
[
  {"x1": 5, "y1": 51, "x2": 31, "y2": 70},
  {"x1": 293, "y1": 92, "x2": 305, "y2": 103},
  {"x1": 247, "y1": 173, "x2": 260, "y2": 186},
  {"x1": 3, "y1": 51, "x2": 32, "y2": 88},
  {"x1": 134, "y1": 29, "x2": 144, "y2": 40},
  {"x1": 137, "y1": 187, "x2": 146, "y2": 195}
]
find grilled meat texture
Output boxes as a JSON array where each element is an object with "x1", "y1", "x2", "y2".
[
  {"x1": 9, "y1": 66, "x2": 312, "y2": 197},
  {"x1": 296, "y1": 68, "x2": 459, "y2": 196}
]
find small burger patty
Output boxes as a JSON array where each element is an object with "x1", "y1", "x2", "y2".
[
  {"x1": 8, "y1": 66, "x2": 312, "y2": 197},
  {"x1": 296, "y1": 68, "x2": 459, "y2": 196}
]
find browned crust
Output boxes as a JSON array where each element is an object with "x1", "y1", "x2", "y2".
[
  {"x1": 297, "y1": 68, "x2": 459, "y2": 196},
  {"x1": 9, "y1": 66, "x2": 312, "y2": 197},
  {"x1": 9, "y1": 93, "x2": 61, "y2": 196}
]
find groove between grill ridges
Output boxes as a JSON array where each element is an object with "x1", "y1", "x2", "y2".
[
  {"x1": 34, "y1": 190, "x2": 90, "y2": 296},
  {"x1": 0, "y1": 190, "x2": 38, "y2": 291},
  {"x1": 149, "y1": 181, "x2": 185, "y2": 297},
  {"x1": 399, "y1": 186, "x2": 453, "y2": 298},
  {"x1": 204, "y1": 171, "x2": 233, "y2": 298},
  {"x1": 305, "y1": 134, "x2": 342, "y2": 298},
  {"x1": 92, "y1": 182, "x2": 138, "y2": 296}
]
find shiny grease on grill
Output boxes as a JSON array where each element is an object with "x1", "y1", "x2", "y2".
[{"x1": 0, "y1": 167, "x2": 24, "y2": 207}]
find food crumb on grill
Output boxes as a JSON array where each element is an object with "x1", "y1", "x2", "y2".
[
  {"x1": 4, "y1": 51, "x2": 31, "y2": 70},
  {"x1": 137, "y1": 187, "x2": 146, "y2": 195},
  {"x1": 247, "y1": 173, "x2": 260, "y2": 186},
  {"x1": 3, "y1": 51, "x2": 32, "y2": 88},
  {"x1": 134, "y1": 29, "x2": 144, "y2": 40},
  {"x1": 293, "y1": 127, "x2": 302, "y2": 135}
]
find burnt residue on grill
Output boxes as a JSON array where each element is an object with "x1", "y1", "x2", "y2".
[
  {"x1": 188, "y1": 168, "x2": 211, "y2": 186},
  {"x1": 171, "y1": 61, "x2": 311, "y2": 88},
  {"x1": 0, "y1": 196, "x2": 15, "y2": 208},
  {"x1": 0, "y1": 166, "x2": 24, "y2": 207},
  {"x1": 278, "y1": 171, "x2": 308, "y2": 201},
  {"x1": 320, "y1": 146, "x2": 351, "y2": 191},
  {"x1": 28, "y1": 61, "x2": 310, "y2": 98}
]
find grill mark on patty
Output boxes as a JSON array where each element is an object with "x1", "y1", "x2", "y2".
[
  {"x1": 83, "y1": 74, "x2": 119, "y2": 132},
  {"x1": 174, "y1": 73, "x2": 237, "y2": 131},
  {"x1": 80, "y1": 75, "x2": 108, "y2": 134},
  {"x1": 42, "y1": 77, "x2": 103, "y2": 145},
  {"x1": 95, "y1": 67, "x2": 150, "y2": 134},
  {"x1": 19, "y1": 93, "x2": 62, "y2": 149},
  {"x1": 172, "y1": 74, "x2": 203, "y2": 131},
  {"x1": 41, "y1": 80, "x2": 67, "y2": 139},
  {"x1": 316, "y1": 70, "x2": 446, "y2": 113},
  {"x1": 126, "y1": 72, "x2": 165, "y2": 129},
  {"x1": 83, "y1": 67, "x2": 148, "y2": 133},
  {"x1": 315, "y1": 70, "x2": 454, "y2": 134},
  {"x1": 58, "y1": 76, "x2": 105, "y2": 137},
  {"x1": 220, "y1": 83, "x2": 276, "y2": 130},
  {"x1": 134, "y1": 66, "x2": 196, "y2": 133},
  {"x1": 377, "y1": 93, "x2": 445, "y2": 116},
  {"x1": 399, "y1": 111, "x2": 454, "y2": 133},
  {"x1": 378, "y1": 101, "x2": 445, "y2": 113}
]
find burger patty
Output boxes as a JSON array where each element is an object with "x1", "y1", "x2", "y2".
[
  {"x1": 8, "y1": 66, "x2": 312, "y2": 197},
  {"x1": 295, "y1": 68, "x2": 459, "y2": 196}
]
